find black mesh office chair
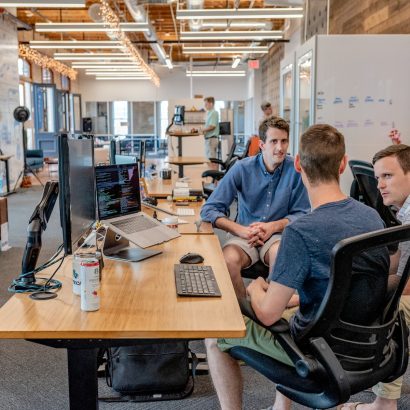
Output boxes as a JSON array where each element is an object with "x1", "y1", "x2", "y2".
[
  {"x1": 202, "y1": 156, "x2": 239, "y2": 199},
  {"x1": 230, "y1": 224, "x2": 410, "y2": 409},
  {"x1": 350, "y1": 163, "x2": 400, "y2": 228},
  {"x1": 208, "y1": 141, "x2": 238, "y2": 171},
  {"x1": 348, "y1": 160, "x2": 373, "y2": 201}
]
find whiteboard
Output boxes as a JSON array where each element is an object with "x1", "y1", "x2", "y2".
[{"x1": 314, "y1": 35, "x2": 410, "y2": 193}]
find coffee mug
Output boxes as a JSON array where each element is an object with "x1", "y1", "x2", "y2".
[{"x1": 162, "y1": 216, "x2": 178, "y2": 229}]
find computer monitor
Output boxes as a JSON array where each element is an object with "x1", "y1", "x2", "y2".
[
  {"x1": 174, "y1": 105, "x2": 185, "y2": 125},
  {"x1": 219, "y1": 121, "x2": 231, "y2": 135},
  {"x1": 58, "y1": 134, "x2": 96, "y2": 255}
]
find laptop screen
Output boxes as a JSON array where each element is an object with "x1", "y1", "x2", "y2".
[{"x1": 95, "y1": 163, "x2": 141, "y2": 220}]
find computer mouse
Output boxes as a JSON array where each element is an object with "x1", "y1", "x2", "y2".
[{"x1": 179, "y1": 253, "x2": 204, "y2": 264}]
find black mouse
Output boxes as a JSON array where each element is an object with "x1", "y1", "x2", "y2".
[{"x1": 179, "y1": 253, "x2": 204, "y2": 264}]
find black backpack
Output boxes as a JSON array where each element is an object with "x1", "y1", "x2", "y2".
[{"x1": 101, "y1": 341, "x2": 197, "y2": 402}]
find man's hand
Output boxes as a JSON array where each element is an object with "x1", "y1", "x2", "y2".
[
  {"x1": 235, "y1": 225, "x2": 263, "y2": 246},
  {"x1": 249, "y1": 221, "x2": 276, "y2": 243},
  {"x1": 246, "y1": 277, "x2": 269, "y2": 297},
  {"x1": 287, "y1": 294, "x2": 300, "y2": 308}
]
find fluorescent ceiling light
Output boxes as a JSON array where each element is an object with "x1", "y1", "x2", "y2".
[
  {"x1": 201, "y1": 21, "x2": 268, "y2": 28},
  {"x1": 55, "y1": 55, "x2": 133, "y2": 61},
  {"x1": 182, "y1": 46, "x2": 269, "y2": 54},
  {"x1": 176, "y1": 7, "x2": 304, "y2": 20},
  {"x1": 186, "y1": 70, "x2": 246, "y2": 77},
  {"x1": 232, "y1": 57, "x2": 241, "y2": 68},
  {"x1": 35, "y1": 22, "x2": 150, "y2": 32},
  {"x1": 180, "y1": 30, "x2": 283, "y2": 40},
  {"x1": 86, "y1": 71, "x2": 147, "y2": 75},
  {"x1": 72, "y1": 64, "x2": 142, "y2": 69},
  {"x1": 165, "y1": 57, "x2": 173, "y2": 70},
  {"x1": 95, "y1": 77, "x2": 151, "y2": 80},
  {"x1": 54, "y1": 53, "x2": 131, "y2": 57},
  {"x1": 85, "y1": 68, "x2": 144, "y2": 72},
  {"x1": 1, "y1": 0, "x2": 85, "y2": 7},
  {"x1": 29, "y1": 40, "x2": 122, "y2": 49},
  {"x1": 72, "y1": 61, "x2": 140, "y2": 66}
]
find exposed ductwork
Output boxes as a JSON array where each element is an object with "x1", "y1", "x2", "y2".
[{"x1": 124, "y1": 0, "x2": 168, "y2": 65}]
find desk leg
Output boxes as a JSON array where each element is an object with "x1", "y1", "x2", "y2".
[
  {"x1": 67, "y1": 348, "x2": 99, "y2": 410},
  {"x1": 178, "y1": 136, "x2": 183, "y2": 157},
  {"x1": 178, "y1": 165, "x2": 184, "y2": 178},
  {"x1": 4, "y1": 159, "x2": 10, "y2": 194}
]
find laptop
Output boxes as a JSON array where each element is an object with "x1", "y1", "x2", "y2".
[{"x1": 95, "y1": 163, "x2": 180, "y2": 248}]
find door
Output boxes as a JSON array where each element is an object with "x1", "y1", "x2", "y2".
[
  {"x1": 56, "y1": 90, "x2": 69, "y2": 132},
  {"x1": 70, "y1": 93, "x2": 82, "y2": 134},
  {"x1": 33, "y1": 83, "x2": 58, "y2": 157}
]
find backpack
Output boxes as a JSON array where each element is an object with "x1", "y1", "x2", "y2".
[{"x1": 101, "y1": 341, "x2": 197, "y2": 402}]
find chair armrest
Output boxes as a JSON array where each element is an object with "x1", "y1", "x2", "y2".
[
  {"x1": 201, "y1": 170, "x2": 225, "y2": 180},
  {"x1": 209, "y1": 158, "x2": 223, "y2": 165},
  {"x1": 238, "y1": 298, "x2": 326, "y2": 378},
  {"x1": 26, "y1": 149, "x2": 44, "y2": 158}
]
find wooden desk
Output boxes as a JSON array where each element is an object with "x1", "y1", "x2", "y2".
[
  {"x1": 142, "y1": 199, "x2": 213, "y2": 234},
  {"x1": 145, "y1": 175, "x2": 203, "y2": 198},
  {"x1": 168, "y1": 156, "x2": 208, "y2": 178},
  {"x1": 169, "y1": 132, "x2": 201, "y2": 157},
  {"x1": 0, "y1": 155, "x2": 13, "y2": 195},
  {"x1": 0, "y1": 235, "x2": 245, "y2": 409}
]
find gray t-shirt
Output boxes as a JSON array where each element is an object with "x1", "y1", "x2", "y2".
[{"x1": 269, "y1": 198, "x2": 389, "y2": 339}]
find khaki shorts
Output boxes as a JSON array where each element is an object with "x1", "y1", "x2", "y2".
[
  {"x1": 205, "y1": 137, "x2": 218, "y2": 159},
  {"x1": 223, "y1": 233, "x2": 282, "y2": 267},
  {"x1": 217, "y1": 308, "x2": 298, "y2": 367}
]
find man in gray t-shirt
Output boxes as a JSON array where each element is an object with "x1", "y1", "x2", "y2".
[{"x1": 206, "y1": 124, "x2": 389, "y2": 410}]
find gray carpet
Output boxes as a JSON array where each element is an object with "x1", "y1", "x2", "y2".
[{"x1": 0, "y1": 186, "x2": 409, "y2": 409}]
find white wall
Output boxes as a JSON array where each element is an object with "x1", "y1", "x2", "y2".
[
  {"x1": 0, "y1": 16, "x2": 23, "y2": 192},
  {"x1": 79, "y1": 67, "x2": 248, "y2": 103}
]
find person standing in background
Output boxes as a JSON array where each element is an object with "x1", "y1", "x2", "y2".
[
  {"x1": 202, "y1": 97, "x2": 220, "y2": 168},
  {"x1": 260, "y1": 101, "x2": 273, "y2": 122}
]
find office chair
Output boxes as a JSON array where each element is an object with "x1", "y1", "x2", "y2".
[
  {"x1": 230, "y1": 224, "x2": 410, "y2": 409},
  {"x1": 201, "y1": 156, "x2": 239, "y2": 199},
  {"x1": 350, "y1": 164, "x2": 400, "y2": 228},
  {"x1": 208, "y1": 141, "x2": 237, "y2": 170},
  {"x1": 348, "y1": 160, "x2": 373, "y2": 200}
]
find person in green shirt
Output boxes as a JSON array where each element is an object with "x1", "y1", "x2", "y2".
[{"x1": 202, "y1": 97, "x2": 220, "y2": 165}]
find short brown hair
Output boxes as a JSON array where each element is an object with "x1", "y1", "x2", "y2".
[
  {"x1": 258, "y1": 115, "x2": 289, "y2": 142},
  {"x1": 204, "y1": 97, "x2": 215, "y2": 105},
  {"x1": 261, "y1": 101, "x2": 271, "y2": 110},
  {"x1": 372, "y1": 144, "x2": 410, "y2": 174},
  {"x1": 299, "y1": 124, "x2": 345, "y2": 184}
]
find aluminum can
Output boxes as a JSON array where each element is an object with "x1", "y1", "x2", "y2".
[
  {"x1": 73, "y1": 252, "x2": 103, "y2": 295},
  {"x1": 80, "y1": 259, "x2": 100, "y2": 311}
]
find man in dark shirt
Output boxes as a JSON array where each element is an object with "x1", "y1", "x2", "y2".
[{"x1": 205, "y1": 124, "x2": 389, "y2": 410}]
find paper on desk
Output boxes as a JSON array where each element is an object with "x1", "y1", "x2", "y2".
[
  {"x1": 177, "y1": 219, "x2": 189, "y2": 224},
  {"x1": 175, "y1": 181, "x2": 189, "y2": 188},
  {"x1": 174, "y1": 187, "x2": 190, "y2": 196}
]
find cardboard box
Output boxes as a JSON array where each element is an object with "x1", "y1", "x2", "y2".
[{"x1": 0, "y1": 197, "x2": 10, "y2": 251}]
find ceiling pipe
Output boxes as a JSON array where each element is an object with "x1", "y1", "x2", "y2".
[{"x1": 124, "y1": 0, "x2": 168, "y2": 66}]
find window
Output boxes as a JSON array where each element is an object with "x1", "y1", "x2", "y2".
[
  {"x1": 158, "y1": 101, "x2": 168, "y2": 139},
  {"x1": 18, "y1": 58, "x2": 31, "y2": 79},
  {"x1": 61, "y1": 75, "x2": 70, "y2": 91},
  {"x1": 112, "y1": 101, "x2": 129, "y2": 135},
  {"x1": 42, "y1": 68, "x2": 53, "y2": 84}
]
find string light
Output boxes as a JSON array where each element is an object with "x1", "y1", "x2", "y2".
[
  {"x1": 19, "y1": 44, "x2": 77, "y2": 80},
  {"x1": 99, "y1": 0, "x2": 159, "y2": 87}
]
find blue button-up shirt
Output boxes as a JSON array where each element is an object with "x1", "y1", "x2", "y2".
[{"x1": 201, "y1": 154, "x2": 310, "y2": 226}]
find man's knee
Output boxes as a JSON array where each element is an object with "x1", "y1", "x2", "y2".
[
  {"x1": 223, "y1": 245, "x2": 250, "y2": 270},
  {"x1": 264, "y1": 240, "x2": 281, "y2": 266}
]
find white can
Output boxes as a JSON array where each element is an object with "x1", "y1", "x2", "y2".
[
  {"x1": 80, "y1": 259, "x2": 100, "y2": 311},
  {"x1": 72, "y1": 253, "x2": 96, "y2": 295}
]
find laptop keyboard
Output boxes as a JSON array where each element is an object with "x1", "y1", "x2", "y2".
[
  {"x1": 111, "y1": 214, "x2": 158, "y2": 234},
  {"x1": 174, "y1": 264, "x2": 221, "y2": 297}
]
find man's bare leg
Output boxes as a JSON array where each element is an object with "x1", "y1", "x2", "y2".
[
  {"x1": 340, "y1": 398, "x2": 397, "y2": 410},
  {"x1": 223, "y1": 244, "x2": 251, "y2": 299},
  {"x1": 264, "y1": 240, "x2": 281, "y2": 272},
  {"x1": 205, "y1": 338, "x2": 243, "y2": 410},
  {"x1": 272, "y1": 391, "x2": 292, "y2": 410}
]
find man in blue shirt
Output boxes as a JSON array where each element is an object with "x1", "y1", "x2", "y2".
[
  {"x1": 201, "y1": 116, "x2": 310, "y2": 298},
  {"x1": 205, "y1": 124, "x2": 389, "y2": 410},
  {"x1": 202, "y1": 97, "x2": 220, "y2": 162}
]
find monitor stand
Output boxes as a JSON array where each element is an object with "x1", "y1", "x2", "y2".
[{"x1": 102, "y1": 227, "x2": 162, "y2": 262}]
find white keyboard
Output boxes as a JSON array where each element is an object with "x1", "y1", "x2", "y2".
[{"x1": 177, "y1": 208, "x2": 195, "y2": 216}]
